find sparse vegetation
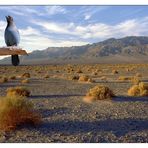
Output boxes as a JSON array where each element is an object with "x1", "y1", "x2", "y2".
[
  {"x1": 21, "y1": 73, "x2": 30, "y2": 78},
  {"x1": 128, "y1": 82, "x2": 148, "y2": 96},
  {"x1": 21, "y1": 79, "x2": 30, "y2": 84},
  {"x1": 78, "y1": 75, "x2": 89, "y2": 82},
  {"x1": 9, "y1": 76, "x2": 16, "y2": 80},
  {"x1": 131, "y1": 76, "x2": 141, "y2": 84},
  {"x1": 7, "y1": 87, "x2": 30, "y2": 97},
  {"x1": 136, "y1": 73, "x2": 142, "y2": 77},
  {"x1": 0, "y1": 77, "x2": 8, "y2": 83},
  {"x1": 76, "y1": 69, "x2": 83, "y2": 73},
  {"x1": 84, "y1": 85, "x2": 114, "y2": 103},
  {"x1": 100, "y1": 76, "x2": 107, "y2": 81},
  {"x1": 112, "y1": 70, "x2": 119, "y2": 74},
  {"x1": 118, "y1": 76, "x2": 131, "y2": 81},
  {"x1": 44, "y1": 74, "x2": 50, "y2": 79},
  {"x1": 68, "y1": 75, "x2": 79, "y2": 80},
  {"x1": 0, "y1": 96, "x2": 41, "y2": 131}
]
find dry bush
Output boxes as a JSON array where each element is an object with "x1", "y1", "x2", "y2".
[
  {"x1": 126, "y1": 68, "x2": 130, "y2": 72},
  {"x1": 68, "y1": 75, "x2": 79, "y2": 80},
  {"x1": 128, "y1": 82, "x2": 148, "y2": 96},
  {"x1": 9, "y1": 76, "x2": 16, "y2": 80},
  {"x1": 76, "y1": 69, "x2": 83, "y2": 73},
  {"x1": 87, "y1": 78, "x2": 95, "y2": 83},
  {"x1": 84, "y1": 85, "x2": 114, "y2": 103},
  {"x1": 0, "y1": 96, "x2": 41, "y2": 131},
  {"x1": 0, "y1": 77, "x2": 8, "y2": 83},
  {"x1": 92, "y1": 72, "x2": 98, "y2": 76},
  {"x1": 136, "y1": 73, "x2": 142, "y2": 77},
  {"x1": 44, "y1": 74, "x2": 50, "y2": 79},
  {"x1": 7, "y1": 87, "x2": 30, "y2": 97},
  {"x1": 112, "y1": 70, "x2": 119, "y2": 74},
  {"x1": 118, "y1": 76, "x2": 131, "y2": 81},
  {"x1": 78, "y1": 75, "x2": 89, "y2": 82},
  {"x1": 21, "y1": 79, "x2": 30, "y2": 84},
  {"x1": 21, "y1": 73, "x2": 30, "y2": 78},
  {"x1": 131, "y1": 76, "x2": 140, "y2": 85},
  {"x1": 100, "y1": 76, "x2": 107, "y2": 81}
]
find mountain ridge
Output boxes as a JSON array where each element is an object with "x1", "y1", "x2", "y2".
[{"x1": 1, "y1": 36, "x2": 148, "y2": 64}]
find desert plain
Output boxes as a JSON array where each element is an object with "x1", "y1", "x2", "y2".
[{"x1": 0, "y1": 63, "x2": 147, "y2": 143}]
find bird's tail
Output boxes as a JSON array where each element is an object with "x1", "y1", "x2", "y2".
[{"x1": 11, "y1": 55, "x2": 20, "y2": 66}]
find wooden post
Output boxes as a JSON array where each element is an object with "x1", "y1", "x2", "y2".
[{"x1": 0, "y1": 46, "x2": 28, "y2": 56}]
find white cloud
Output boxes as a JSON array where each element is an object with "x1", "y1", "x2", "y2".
[
  {"x1": 34, "y1": 21, "x2": 76, "y2": 35},
  {"x1": 84, "y1": 14, "x2": 91, "y2": 20},
  {"x1": 19, "y1": 26, "x2": 41, "y2": 36},
  {"x1": 0, "y1": 6, "x2": 41, "y2": 16},
  {"x1": 45, "y1": 6, "x2": 66, "y2": 15},
  {"x1": 19, "y1": 26, "x2": 89, "y2": 52},
  {"x1": 0, "y1": 21, "x2": 7, "y2": 46},
  {"x1": 33, "y1": 17, "x2": 148, "y2": 41}
]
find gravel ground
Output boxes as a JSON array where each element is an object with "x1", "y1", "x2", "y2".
[{"x1": 0, "y1": 64, "x2": 147, "y2": 143}]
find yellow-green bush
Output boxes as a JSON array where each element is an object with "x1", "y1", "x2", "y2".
[
  {"x1": 21, "y1": 79, "x2": 30, "y2": 84},
  {"x1": 84, "y1": 85, "x2": 114, "y2": 103},
  {"x1": 7, "y1": 87, "x2": 30, "y2": 97},
  {"x1": 128, "y1": 82, "x2": 148, "y2": 96},
  {"x1": 78, "y1": 75, "x2": 89, "y2": 82},
  {"x1": 0, "y1": 96, "x2": 41, "y2": 131},
  {"x1": 0, "y1": 77, "x2": 8, "y2": 83},
  {"x1": 21, "y1": 73, "x2": 30, "y2": 78}
]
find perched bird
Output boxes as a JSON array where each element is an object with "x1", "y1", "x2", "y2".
[{"x1": 4, "y1": 16, "x2": 20, "y2": 66}]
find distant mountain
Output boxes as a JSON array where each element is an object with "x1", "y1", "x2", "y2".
[{"x1": 1, "y1": 36, "x2": 148, "y2": 64}]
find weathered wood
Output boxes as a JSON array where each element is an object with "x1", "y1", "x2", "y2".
[{"x1": 0, "y1": 46, "x2": 28, "y2": 56}]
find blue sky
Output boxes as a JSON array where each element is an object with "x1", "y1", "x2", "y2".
[{"x1": 0, "y1": 6, "x2": 148, "y2": 52}]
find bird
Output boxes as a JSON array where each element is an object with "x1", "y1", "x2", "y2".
[{"x1": 4, "y1": 15, "x2": 20, "y2": 66}]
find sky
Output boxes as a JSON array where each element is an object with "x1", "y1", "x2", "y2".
[{"x1": 0, "y1": 6, "x2": 148, "y2": 52}]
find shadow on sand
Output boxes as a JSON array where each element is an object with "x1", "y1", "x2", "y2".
[
  {"x1": 39, "y1": 118, "x2": 148, "y2": 138},
  {"x1": 113, "y1": 96, "x2": 148, "y2": 102},
  {"x1": 30, "y1": 94, "x2": 84, "y2": 99},
  {"x1": 39, "y1": 107, "x2": 70, "y2": 118}
]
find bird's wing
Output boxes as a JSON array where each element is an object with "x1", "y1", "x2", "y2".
[{"x1": 4, "y1": 27, "x2": 20, "y2": 46}]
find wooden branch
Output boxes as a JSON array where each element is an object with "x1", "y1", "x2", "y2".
[{"x1": 0, "y1": 46, "x2": 28, "y2": 56}]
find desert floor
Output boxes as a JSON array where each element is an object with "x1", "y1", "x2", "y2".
[{"x1": 0, "y1": 63, "x2": 147, "y2": 143}]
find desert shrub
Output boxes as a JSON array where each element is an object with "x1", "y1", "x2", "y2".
[
  {"x1": 0, "y1": 77, "x2": 8, "y2": 83},
  {"x1": 126, "y1": 68, "x2": 130, "y2": 72},
  {"x1": 131, "y1": 76, "x2": 140, "y2": 85},
  {"x1": 21, "y1": 79, "x2": 30, "y2": 84},
  {"x1": 44, "y1": 74, "x2": 50, "y2": 79},
  {"x1": 135, "y1": 73, "x2": 142, "y2": 77},
  {"x1": 100, "y1": 76, "x2": 107, "y2": 81},
  {"x1": 76, "y1": 69, "x2": 83, "y2": 73},
  {"x1": 7, "y1": 87, "x2": 30, "y2": 97},
  {"x1": 56, "y1": 70, "x2": 60, "y2": 73},
  {"x1": 128, "y1": 82, "x2": 148, "y2": 96},
  {"x1": 9, "y1": 76, "x2": 16, "y2": 80},
  {"x1": 78, "y1": 75, "x2": 89, "y2": 82},
  {"x1": 92, "y1": 72, "x2": 98, "y2": 76},
  {"x1": 69, "y1": 75, "x2": 79, "y2": 80},
  {"x1": 87, "y1": 78, "x2": 95, "y2": 83},
  {"x1": 21, "y1": 73, "x2": 30, "y2": 78},
  {"x1": 112, "y1": 70, "x2": 118, "y2": 74},
  {"x1": 118, "y1": 76, "x2": 131, "y2": 81},
  {"x1": 0, "y1": 96, "x2": 41, "y2": 131},
  {"x1": 84, "y1": 85, "x2": 114, "y2": 103}
]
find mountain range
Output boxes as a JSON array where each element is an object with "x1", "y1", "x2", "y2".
[{"x1": 1, "y1": 36, "x2": 148, "y2": 64}]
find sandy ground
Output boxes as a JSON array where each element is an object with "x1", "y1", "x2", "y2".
[{"x1": 0, "y1": 64, "x2": 147, "y2": 143}]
